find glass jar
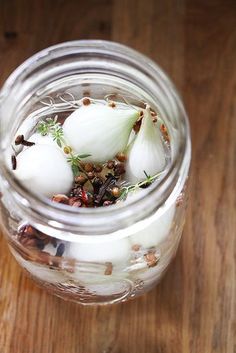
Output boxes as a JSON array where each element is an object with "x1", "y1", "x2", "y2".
[{"x1": 0, "y1": 40, "x2": 191, "y2": 305}]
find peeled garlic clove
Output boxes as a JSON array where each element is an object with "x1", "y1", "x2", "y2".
[
  {"x1": 126, "y1": 107, "x2": 166, "y2": 183},
  {"x1": 63, "y1": 104, "x2": 139, "y2": 162},
  {"x1": 27, "y1": 132, "x2": 58, "y2": 147},
  {"x1": 67, "y1": 237, "x2": 130, "y2": 265},
  {"x1": 131, "y1": 204, "x2": 175, "y2": 248},
  {"x1": 14, "y1": 145, "x2": 73, "y2": 197},
  {"x1": 12, "y1": 249, "x2": 65, "y2": 284}
]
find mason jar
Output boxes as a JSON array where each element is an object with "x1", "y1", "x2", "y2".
[{"x1": 0, "y1": 40, "x2": 191, "y2": 305}]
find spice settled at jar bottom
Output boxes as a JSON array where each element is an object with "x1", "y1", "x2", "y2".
[{"x1": 1, "y1": 184, "x2": 187, "y2": 305}]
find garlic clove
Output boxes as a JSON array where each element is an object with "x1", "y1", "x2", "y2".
[
  {"x1": 63, "y1": 104, "x2": 139, "y2": 163},
  {"x1": 126, "y1": 107, "x2": 166, "y2": 183},
  {"x1": 67, "y1": 237, "x2": 130, "y2": 265},
  {"x1": 12, "y1": 249, "x2": 65, "y2": 284},
  {"x1": 27, "y1": 132, "x2": 58, "y2": 148},
  {"x1": 14, "y1": 144, "x2": 73, "y2": 197},
  {"x1": 130, "y1": 204, "x2": 175, "y2": 248}
]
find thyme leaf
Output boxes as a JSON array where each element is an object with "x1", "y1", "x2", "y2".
[
  {"x1": 118, "y1": 171, "x2": 164, "y2": 201},
  {"x1": 37, "y1": 116, "x2": 91, "y2": 176}
]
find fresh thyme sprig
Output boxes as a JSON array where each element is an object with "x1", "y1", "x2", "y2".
[
  {"x1": 67, "y1": 153, "x2": 91, "y2": 176},
  {"x1": 37, "y1": 116, "x2": 67, "y2": 147},
  {"x1": 118, "y1": 170, "x2": 164, "y2": 201},
  {"x1": 37, "y1": 116, "x2": 91, "y2": 176}
]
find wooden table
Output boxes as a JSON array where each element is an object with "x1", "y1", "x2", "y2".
[{"x1": 0, "y1": 1, "x2": 235, "y2": 352}]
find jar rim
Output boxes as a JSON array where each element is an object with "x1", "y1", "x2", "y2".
[{"x1": 0, "y1": 40, "x2": 191, "y2": 236}]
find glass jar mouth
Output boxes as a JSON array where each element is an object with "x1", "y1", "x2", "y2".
[{"x1": 0, "y1": 40, "x2": 191, "y2": 235}]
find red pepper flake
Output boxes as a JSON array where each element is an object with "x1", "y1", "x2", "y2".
[{"x1": 81, "y1": 189, "x2": 88, "y2": 204}]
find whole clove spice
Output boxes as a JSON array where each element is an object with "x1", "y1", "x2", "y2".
[
  {"x1": 94, "y1": 174, "x2": 116, "y2": 205},
  {"x1": 55, "y1": 243, "x2": 65, "y2": 257},
  {"x1": 11, "y1": 155, "x2": 17, "y2": 170},
  {"x1": 15, "y1": 134, "x2": 35, "y2": 147}
]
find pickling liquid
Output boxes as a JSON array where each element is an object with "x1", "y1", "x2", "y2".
[{"x1": 2, "y1": 96, "x2": 186, "y2": 304}]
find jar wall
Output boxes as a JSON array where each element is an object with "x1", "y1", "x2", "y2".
[
  {"x1": 0, "y1": 41, "x2": 190, "y2": 305},
  {"x1": 0, "y1": 184, "x2": 187, "y2": 304}
]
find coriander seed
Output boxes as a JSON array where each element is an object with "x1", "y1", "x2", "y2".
[
  {"x1": 63, "y1": 146, "x2": 72, "y2": 154},
  {"x1": 114, "y1": 163, "x2": 125, "y2": 176},
  {"x1": 87, "y1": 171, "x2": 95, "y2": 179},
  {"x1": 107, "y1": 160, "x2": 115, "y2": 169},
  {"x1": 94, "y1": 164, "x2": 103, "y2": 173},
  {"x1": 116, "y1": 152, "x2": 127, "y2": 162},
  {"x1": 75, "y1": 175, "x2": 87, "y2": 185},
  {"x1": 84, "y1": 163, "x2": 94, "y2": 172},
  {"x1": 111, "y1": 186, "x2": 120, "y2": 198},
  {"x1": 82, "y1": 97, "x2": 91, "y2": 105}
]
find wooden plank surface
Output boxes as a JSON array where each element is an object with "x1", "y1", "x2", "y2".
[{"x1": 0, "y1": 0, "x2": 236, "y2": 352}]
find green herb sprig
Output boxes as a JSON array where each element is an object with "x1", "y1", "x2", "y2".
[
  {"x1": 37, "y1": 116, "x2": 91, "y2": 176},
  {"x1": 67, "y1": 153, "x2": 91, "y2": 176},
  {"x1": 118, "y1": 170, "x2": 163, "y2": 201}
]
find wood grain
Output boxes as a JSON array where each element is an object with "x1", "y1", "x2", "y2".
[{"x1": 0, "y1": 0, "x2": 236, "y2": 352}]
